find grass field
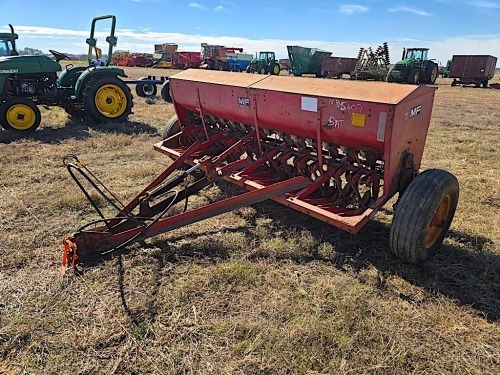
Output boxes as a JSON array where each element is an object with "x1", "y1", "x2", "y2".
[{"x1": 0, "y1": 66, "x2": 499, "y2": 374}]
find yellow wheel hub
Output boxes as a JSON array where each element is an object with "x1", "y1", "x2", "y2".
[
  {"x1": 273, "y1": 65, "x2": 280, "y2": 75},
  {"x1": 425, "y1": 194, "x2": 452, "y2": 248},
  {"x1": 6, "y1": 104, "x2": 36, "y2": 130},
  {"x1": 94, "y1": 84, "x2": 127, "y2": 118}
]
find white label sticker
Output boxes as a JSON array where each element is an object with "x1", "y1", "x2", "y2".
[
  {"x1": 301, "y1": 97, "x2": 318, "y2": 112},
  {"x1": 377, "y1": 112, "x2": 387, "y2": 142}
]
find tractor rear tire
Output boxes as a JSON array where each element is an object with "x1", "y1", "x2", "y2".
[
  {"x1": 83, "y1": 76, "x2": 133, "y2": 123},
  {"x1": 407, "y1": 68, "x2": 420, "y2": 84},
  {"x1": 135, "y1": 77, "x2": 157, "y2": 97},
  {"x1": 424, "y1": 63, "x2": 438, "y2": 84},
  {"x1": 160, "y1": 81, "x2": 172, "y2": 103},
  {"x1": 390, "y1": 169, "x2": 459, "y2": 264},
  {"x1": 0, "y1": 97, "x2": 41, "y2": 132}
]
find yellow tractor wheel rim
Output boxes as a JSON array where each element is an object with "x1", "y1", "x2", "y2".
[
  {"x1": 94, "y1": 84, "x2": 127, "y2": 118},
  {"x1": 425, "y1": 194, "x2": 452, "y2": 248},
  {"x1": 6, "y1": 104, "x2": 36, "y2": 130},
  {"x1": 273, "y1": 65, "x2": 280, "y2": 75}
]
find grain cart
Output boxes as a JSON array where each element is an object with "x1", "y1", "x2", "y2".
[
  {"x1": 0, "y1": 15, "x2": 133, "y2": 131},
  {"x1": 321, "y1": 57, "x2": 358, "y2": 79},
  {"x1": 287, "y1": 46, "x2": 332, "y2": 77},
  {"x1": 246, "y1": 52, "x2": 281, "y2": 75},
  {"x1": 387, "y1": 48, "x2": 438, "y2": 85},
  {"x1": 61, "y1": 70, "x2": 459, "y2": 272},
  {"x1": 448, "y1": 55, "x2": 497, "y2": 87}
]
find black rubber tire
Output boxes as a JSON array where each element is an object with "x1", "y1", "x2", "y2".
[
  {"x1": 271, "y1": 63, "x2": 280, "y2": 75},
  {"x1": 160, "y1": 81, "x2": 172, "y2": 103},
  {"x1": 482, "y1": 80, "x2": 489, "y2": 88},
  {"x1": 390, "y1": 169, "x2": 459, "y2": 264},
  {"x1": 451, "y1": 79, "x2": 457, "y2": 87},
  {"x1": 407, "y1": 68, "x2": 420, "y2": 84},
  {"x1": 162, "y1": 114, "x2": 181, "y2": 141},
  {"x1": 246, "y1": 65, "x2": 251, "y2": 73},
  {"x1": 135, "y1": 77, "x2": 157, "y2": 97},
  {"x1": 0, "y1": 97, "x2": 41, "y2": 131},
  {"x1": 162, "y1": 114, "x2": 195, "y2": 173},
  {"x1": 424, "y1": 63, "x2": 438, "y2": 84},
  {"x1": 82, "y1": 76, "x2": 133, "y2": 122}
]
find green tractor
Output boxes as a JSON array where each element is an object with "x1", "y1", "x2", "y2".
[
  {"x1": 440, "y1": 59, "x2": 451, "y2": 78},
  {"x1": 246, "y1": 52, "x2": 281, "y2": 75},
  {"x1": 387, "y1": 48, "x2": 439, "y2": 85},
  {"x1": 0, "y1": 15, "x2": 133, "y2": 132}
]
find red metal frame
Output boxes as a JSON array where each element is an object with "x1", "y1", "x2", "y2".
[{"x1": 63, "y1": 70, "x2": 437, "y2": 270}]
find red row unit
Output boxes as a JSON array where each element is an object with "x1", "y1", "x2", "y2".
[
  {"x1": 449, "y1": 55, "x2": 497, "y2": 86},
  {"x1": 321, "y1": 57, "x2": 358, "y2": 78}
]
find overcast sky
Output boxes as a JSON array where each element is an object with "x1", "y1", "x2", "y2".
[{"x1": 2, "y1": 0, "x2": 500, "y2": 65}]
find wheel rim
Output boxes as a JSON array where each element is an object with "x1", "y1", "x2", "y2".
[
  {"x1": 260, "y1": 68, "x2": 266, "y2": 74},
  {"x1": 142, "y1": 84, "x2": 155, "y2": 96},
  {"x1": 6, "y1": 104, "x2": 36, "y2": 130},
  {"x1": 273, "y1": 65, "x2": 280, "y2": 75},
  {"x1": 425, "y1": 194, "x2": 452, "y2": 248},
  {"x1": 431, "y1": 67, "x2": 438, "y2": 82},
  {"x1": 94, "y1": 84, "x2": 128, "y2": 118}
]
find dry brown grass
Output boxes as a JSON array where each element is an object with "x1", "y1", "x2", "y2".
[{"x1": 0, "y1": 68, "x2": 499, "y2": 374}]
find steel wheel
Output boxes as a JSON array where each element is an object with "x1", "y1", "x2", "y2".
[
  {"x1": 95, "y1": 84, "x2": 127, "y2": 118},
  {"x1": 272, "y1": 63, "x2": 280, "y2": 75},
  {"x1": 83, "y1": 76, "x2": 133, "y2": 122},
  {"x1": 425, "y1": 193, "x2": 452, "y2": 248},
  {"x1": 259, "y1": 67, "x2": 267, "y2": 74},
  {"x1": 0, "y1": 98, "x2": 41, "y2": 131}
]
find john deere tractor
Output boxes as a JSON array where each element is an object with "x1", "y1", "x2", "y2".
[
  {"x1": 387, "y1": 48, "x2": 439, "y2": 85},
  {"x1": 246, "y1": 52, "x2": 281, "y2": 75},
  {"x1": 0, "y1": 15, "x2": 133, "y2": 132}
]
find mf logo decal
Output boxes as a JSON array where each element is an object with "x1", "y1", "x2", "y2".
[
  {"x1": 237, "y1": 97, "x2": 250, "y2": 106},
  {"x1": 409, "y1": 105, "x2": 422, "y2": 118},
  {"x1": 0, "y1": 69, "x2": 19, "y2": 74}
]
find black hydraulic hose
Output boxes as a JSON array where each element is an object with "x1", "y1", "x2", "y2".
[{"x1": 63, "y1": 155, "x2": 143, "y2": 227}]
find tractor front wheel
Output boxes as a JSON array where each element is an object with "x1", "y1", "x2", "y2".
[
  {"x1": 424, "y1": 63, "x2": 438, "y2": 84},
  {"x1": 390, "y1": 169, "x2": 459, "y2": 263},
  {"x1": 407, "y1": 68, "x2": 420, "y2": 84},
  {"x1": 83, "y1": 76, "x2": 133, "y2": 122},
  {"x1": 0, "y1": 98, "x2": 41, "y2": 131},
  {"x1": 259, "y1": 67, "x2": 267, "y2": 75},
  {"x1": 271, "y1": 63, "x2": 281, "y2": 75}
]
